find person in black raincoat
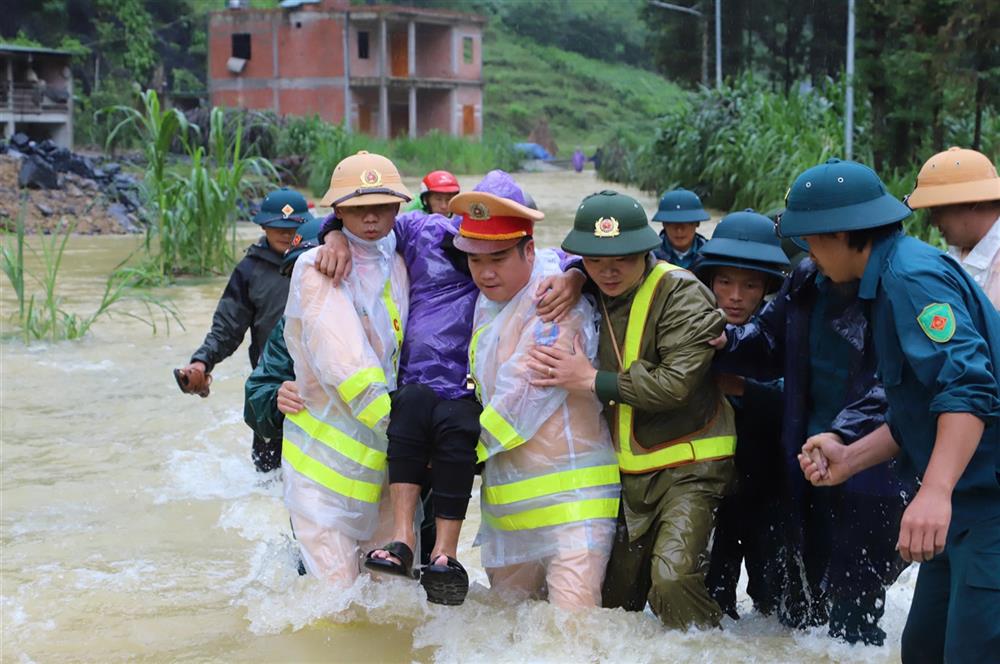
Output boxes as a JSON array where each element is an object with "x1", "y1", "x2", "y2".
[
  {"x1": 175, "y1": 188, "x2": 315, "y2": 473},
  {"x1": 714, "y1": 232, "x2": 915, "y2": 645},
  {"x1": 696, "y1": 210, "x2": 790, "y2": 620}
]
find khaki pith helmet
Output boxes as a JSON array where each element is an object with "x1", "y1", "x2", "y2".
[
  {"x1": 319, "y1": 150, "x2": 412, "y2": 207},
  {"x1": 907, "y1": 147, "x2": 1000, "y2": 209}
]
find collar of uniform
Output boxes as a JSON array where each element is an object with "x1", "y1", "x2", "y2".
[
  {"x1": 858, "y1": 231, "x2": 903, "y2": 300},
  {"x1": 948, "y1": 215, "x2": 1000, "y2": 273}
]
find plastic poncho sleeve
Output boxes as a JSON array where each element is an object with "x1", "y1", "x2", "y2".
[
  {"x1": 617, "y1": 274, "x2": 726, "y2": 412},
  {"x1": 476, "y1": 308, "x2": 590, "y2": 464},
  {"x1": 244, "y1": 317, "x2": 294, "y2": 441},
  {"x1": 291, "y1": 264, "x2": 392, "y2": 431},
  {"x1": 191, "y1": 256, "x2": 255, "y2": 372}
]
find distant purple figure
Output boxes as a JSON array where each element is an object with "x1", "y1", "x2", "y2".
[{"x1": 572, "y1": 149, "x2": 585, "y2": 173}]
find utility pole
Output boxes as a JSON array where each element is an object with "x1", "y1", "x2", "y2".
[
  {"x1": 715, "y1": 0, "x2": 722, "y2": 88},
  {"x1": 845, "y1": 0, "x2": 855, "y2": 159},
  {"x1": 648, "y1": 1, "x2": 717, "y2": 87}
]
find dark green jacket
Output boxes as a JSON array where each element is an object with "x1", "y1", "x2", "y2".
[
  {"x1": 244, "y1": 317, "x2": 294, "y2": 442},
  {"x1": 594, "y1": 255, "x2": 728, "y2": 445},
  {"x1": 191, "y1": 238, "x2": 288, "y2": 372}
]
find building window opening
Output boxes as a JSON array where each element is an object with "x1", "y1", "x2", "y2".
[
  {"x1": 463, "y1": 36, "x2": 473, "y2": 64},
  {"x1": 358, "y1": 31, "x2": 370, "y2": 59},
  {"x1": 232, "y1": 33, "x2": 251, "y2": 60}
]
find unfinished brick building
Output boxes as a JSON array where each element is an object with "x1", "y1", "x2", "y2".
[{"x1": 208, "y1": 0, "x2": 485, "y2": 138}]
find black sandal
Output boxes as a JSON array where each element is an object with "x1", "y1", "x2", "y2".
[
  {"x1": 364, "y1": 541, "x2": 417, "y2": 579},
  {"x1": 420, "y1": 556, "x2": 469, "y2": 606}
]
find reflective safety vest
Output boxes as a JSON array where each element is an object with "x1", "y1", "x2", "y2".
[
  {"x1": 468, "y1": 250, "x2": 620, "y2": 553},
  {"x1": 281, "y1": 245, "x2": 407, "y2": 536},
  {"x1": 615, "y1": 262, "x2": 737, "y2": 474}
]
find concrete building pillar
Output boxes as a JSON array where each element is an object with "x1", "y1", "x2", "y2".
[
  {"x1": 342, "y1": 11, "x2": 352, "y2": 131},
  {"x1": 379, "y1": 16, "x2": 388, "y2": 138},
  {"x1": 408, "y1": 86, "x2": 417, "y2": 138},
  {"x1": 407, "y1": 21, "x2": 415, "y2": 77}
]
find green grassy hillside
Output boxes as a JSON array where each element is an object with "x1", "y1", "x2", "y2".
[{"x1": 483, "y1": 30, "x2": 688, "y2": 154}]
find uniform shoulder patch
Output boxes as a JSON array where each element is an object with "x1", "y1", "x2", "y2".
[{"x1": 917, "y1": 302, "x2": 956, "y2": 343}]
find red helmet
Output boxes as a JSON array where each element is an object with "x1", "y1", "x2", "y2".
[{"x1": 421, "y1": 170, "x2": 461, "y2": 194}]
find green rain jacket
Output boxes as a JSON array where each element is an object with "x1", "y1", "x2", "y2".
[
  {"x1": 592, "y1": 255, "x2": 734, "y2": 539},
  {"x1": 244, "y1": 317, "x2": 294, "y2": 442}
]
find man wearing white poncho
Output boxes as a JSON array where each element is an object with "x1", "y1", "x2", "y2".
[
  {"x1": 281, "y1": 151, "x2": 411, "y2": 583},
  {"x1": 449, "y1": 189, "x2": 620, "y2": 609}
]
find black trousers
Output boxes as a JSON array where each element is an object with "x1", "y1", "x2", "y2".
[
  {"x1": 706, "y1": 491, "x2": 784, "y2": 619},
  {"x1": 386, "y1": 384, "x2": 482, "y2": 520},
  {"x1": 780, "y1": 487, "x2": 908, "y2": 646},
  {"x1": 252, "y1": 433, "x2": 281, "y2": 473}
]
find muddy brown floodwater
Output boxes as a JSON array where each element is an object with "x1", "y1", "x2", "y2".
[{"x1": 1, "y1": 170, "x2": 913, "y2": 662}]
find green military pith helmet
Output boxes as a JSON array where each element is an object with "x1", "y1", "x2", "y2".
[
  {"x1": 562, "y1": 190, "x2": 660, "y2": 257},
  {"x1": 695, "y1": 209, "x2": 790, "y2": 292},
  {"x1": 777, "y1": 159, "x2": 911, "y2": 239},
  {"x1": 253, "y1": 187, "x2": 316, "y2": 229}
]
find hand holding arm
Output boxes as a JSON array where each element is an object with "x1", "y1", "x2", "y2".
[{"x1": 314, "y1": 231, "x2": 352, "y2": 286}]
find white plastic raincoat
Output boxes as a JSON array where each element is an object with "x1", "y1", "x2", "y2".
[
  {"x1": 470, "y1": 249, "x2": 620, "y2": 608},
  {"x1": 282, "y1": 230, "x2": 409, "y2": 582}
]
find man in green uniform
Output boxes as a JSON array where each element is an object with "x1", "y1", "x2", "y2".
[
  {"x1": 529, "y1": 191, "x2": 736, "y2": 629},
  {"x1": 786, "y1": 159, "x2": 1000, "y2": 663}
]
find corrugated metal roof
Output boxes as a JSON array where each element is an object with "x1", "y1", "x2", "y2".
[{"x1": 0, "y1": 43, "x2": 73, "y2": 56}]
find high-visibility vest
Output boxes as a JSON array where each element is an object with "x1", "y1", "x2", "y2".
[
  {"x1": 282, "y1": 258, "x2": 407, "y2": 532},
  {"x1": 615, "y1": 262, "x2": 736, "y2": 474},
  {"x1": 468, "y1": 252, "x2": 621, "y2": 539}
]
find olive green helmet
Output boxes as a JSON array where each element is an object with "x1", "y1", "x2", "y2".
[{"x1": 561, "y1": 190, "x2": 660, "y2": 256}]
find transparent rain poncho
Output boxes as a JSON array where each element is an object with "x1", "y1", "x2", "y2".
[
  {"x1": 282, "y1": 230, "x2": 409, "y2": 543},
  {"x1": 470, "y1": 249, "x2": 620, "y2": 569}
]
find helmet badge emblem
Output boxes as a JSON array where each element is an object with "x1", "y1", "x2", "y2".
[
  {"x1": 594, "y1": 216, "x2": 620, "y2": 238},
  {"x1": 281, "y1": 203, "x2": 295, "y2": 219},
  {"x1": 468, "y1": 202, "x2": 491, "y2": 220},
  {"x1": 360, "y1": 169, "x2": 383, "y2": 188}
]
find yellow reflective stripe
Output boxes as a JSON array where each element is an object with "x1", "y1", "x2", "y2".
[
  {"x1": 337, "y1": 367, "x2": 386, "y2": 403},
  {"x1": 483, "y1": 464, "x2": 620, "y2": 506},
  {"x1": 616, "y1": 435, "x2": 737, "y2": 473},
  {"x1": 484, "y1": 497, "x2": 620, "y2": 531},
  {"x1": 282, "y1": 439, "x2": 382, "y2": 503},
  {"x1": 475, "y1": 441, "x2": 489, "y2": 464},
  {"x1": 286, "y1": 410, "x2": 386, "y2": 471},
  {"x1": 480, "y1": 406, "x2": 525, "y2": 453},
  {"x1": 382, "y1": 277, "x2": 404, "y2": 352},
  {"x1": 468, "y1": 323, "x2": 488, "y2": 402},
  {"x1": 357, "y1": 393, "x2": 391, "y2": 429}
]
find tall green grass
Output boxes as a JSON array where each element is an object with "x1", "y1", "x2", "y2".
[
  {"x1": 305, "y1": 126, "x2": 522, "y2": 199},
  {"x1": 599, "y1": 75, "x2": 850, "y2": 213},
  {"x1": 105, "y1": 90, "x2": 277, "y2": 277},
  {"x1": 597, "y1": 75, "x2": 996, "y2": 245},
  {"x1": 1, "y1": 202, "x2": 182, "y2": 343}
]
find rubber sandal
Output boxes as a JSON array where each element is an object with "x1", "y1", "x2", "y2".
[
  {"x1": 364, "y1": 541, "x2": 417, "y2": 579},
  {"x1": 420, "y1": 556, "x2": 469, "y2": 606}
]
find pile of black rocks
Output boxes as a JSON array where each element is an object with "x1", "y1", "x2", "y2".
[{"x1": 3, "y1": 132, "x2": 144, "y2": 224}]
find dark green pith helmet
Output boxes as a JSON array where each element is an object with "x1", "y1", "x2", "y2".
[
  {"x1": 695, "y1": 209, "x2": 790, "y2": 291},
  {"x1": 777, "y1": 159, "x2": 911, "y2": 240},
  {"x1": 280, "y1": 217, "x2": 323, "y2": 275},
  {"x1": 253, "y1": 187, "x2": 316, "y2": 228},
  {"x1": 562, "y1": 190, "x2": 660, "y2": 257},
  {"x1": 652, "y1": 188, "x2": 711, "y2": 223}
]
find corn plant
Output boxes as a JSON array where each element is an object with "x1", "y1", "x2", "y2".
[{"x1": 104, "y1": 89, "x2": 277, "y2": 277}]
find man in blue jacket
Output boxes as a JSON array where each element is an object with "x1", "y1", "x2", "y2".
[{"x1": 791, "y1": 159, "x2": 1000, "y2": 663}]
